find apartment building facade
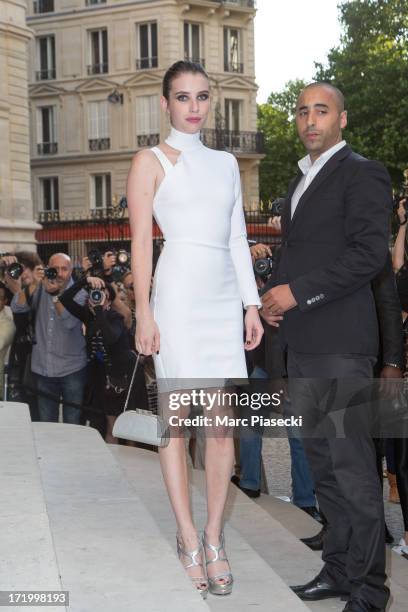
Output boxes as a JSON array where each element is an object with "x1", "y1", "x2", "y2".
[{"x1": 27, "y1": 0, "x2": 263, "y2": 232}]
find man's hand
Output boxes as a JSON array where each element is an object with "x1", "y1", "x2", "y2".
[
  {"x1": 259, "y1": 310, "x2": 283, "y2": 328},
  {"x1": 262, "y1": 284, "x2": 297, "y2": 314},
  {"x1": 397, "y1": 199, "x2": 407, "y2": 225},
  {"x1": 250, "y1": 243, "x2": 272, "y2": 264},
  {"x1": 3, "y1": 274, "x2": 21, "y2": 295},
  {"x1": 87, "y1": 277, "x2": 105, "y2": 290},
  {"x1": 379, "y1": 365, "x2": 403, "y2": 400}
]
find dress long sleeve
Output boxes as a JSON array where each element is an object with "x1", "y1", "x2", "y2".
[{"x1": 229, "y1": 156, "x2": 261, "y2": 309}]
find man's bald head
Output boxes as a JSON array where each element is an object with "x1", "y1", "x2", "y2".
[
  {"x1": 298, "y1": 82, "x2": 345, "y2": 113},
  {"x1": 49, "y1": 252, "x2": 72, "y2": 268}
]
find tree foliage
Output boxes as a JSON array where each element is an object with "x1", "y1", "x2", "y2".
[{"x1": 258, "y1": 0, "x2": 408, "y2": 196}]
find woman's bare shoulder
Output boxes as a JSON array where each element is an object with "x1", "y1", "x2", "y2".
[{"x1": 130, "y1": 148, "x2": 159, "y2": 171}]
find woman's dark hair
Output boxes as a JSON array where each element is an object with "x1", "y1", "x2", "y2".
[
  {"x1": 162, "y1": 60, "x2": 209, "y2": 100},
  {"x1": 15, "y1": 251, "x2": 43, "y2": 270}
]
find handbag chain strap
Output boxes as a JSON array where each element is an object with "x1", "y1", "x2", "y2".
[{"x1": 122, "y1": 353, "x2": 141, "y2": 413}]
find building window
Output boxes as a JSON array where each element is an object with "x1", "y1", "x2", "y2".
[
  {"x1": 36, "y1": 36, "x2": 56, "y2": 81},
  {"x1": 86, "y1": 0, "x2": 106, "y2": 5},
  {"x1": 136, "y1": 22, "x2": 158, "y2": 69},
  {"x1": 34, "y1": 0, "x2": 54, "y2": 13},
  {"x1": 88, "y1": 101, "x2": 110, "y2": 150},
  {"x1": 91, "y1": 174, "x2": 111, "y2": 209},
  {"x1": 225, "y1": 99, "x2": 242, "y2": 132},
  {"x1": 39, "y1": 177, "x2": 59, "y2": 212},
  {"x1": 184, "y1": 23, "x2": 203, "y2": 65},
  {"x1": 224, "y1": 28, "x2": 243, "y2": 73},
  {"x1": 136, "y1": 95, "x2": 160, "y2": 147},
  {"x1": 36, "y1": 106, "x2": 58, "y2": 155},
  {"x1": 88, "y1": 29, "x2": 108, "y2": 75}
]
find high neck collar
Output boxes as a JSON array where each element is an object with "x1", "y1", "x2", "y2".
[{"x1": 165, "y1": 126, "x2": 203, "y2": 152}]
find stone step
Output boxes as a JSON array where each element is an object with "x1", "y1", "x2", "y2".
[
  {"x1": 255, "y1": 493, "x2": 408, "y2": 612},
  {"x1": 110, "y1": 444, "x2": 310, "y2": 612},
  {"x1": 32, "y1": 422, "x2": 208, "y2": 612},
  {"x1": 0, "y1": 402, "x2": 65, "y2": 612}
]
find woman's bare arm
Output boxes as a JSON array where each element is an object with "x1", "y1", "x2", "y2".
[{"x1": 126, "y1": 150, "x2": 161, "y2": 354}]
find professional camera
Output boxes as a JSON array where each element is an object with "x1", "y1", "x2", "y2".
[
  {"x1": 88, "y1": 288, "x2": 105, "y2": 306},
  {"x1": 253, "y1": 256, "x2": 273, "y2": 282},
  {"x1": 44, "y1": 267, "x2": 58, "y2": 281},
  {"x1": 6, "y1": 262, "x2": 24, "y2": 280},
  {"x1": 111, "y1": 249, "x2": 131, "y2": 282},
  {"x1": 270, "y1": 197, "x2": 285, "y2": 217},
  {"x1": 87, "y1": 249, "x2": 105, "y2": 277}
]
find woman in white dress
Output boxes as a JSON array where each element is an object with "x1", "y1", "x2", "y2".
[{"x1": 127, "y1": 61, "x2": 263, "y2": 598}]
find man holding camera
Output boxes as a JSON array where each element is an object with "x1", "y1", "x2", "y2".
[
  {"x1": 261, "y1": 83, "x2": 392, "y2": 612},
  {"x1": 10, "y1": 253, "x2": 87, "y2": 424}
]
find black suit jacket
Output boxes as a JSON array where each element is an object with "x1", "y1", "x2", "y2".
[{"x1": 275, "y1": 144, "x2": 393, "y2": 355}]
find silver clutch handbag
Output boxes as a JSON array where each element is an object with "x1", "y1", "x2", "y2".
[{"x1": 112, "y1": 354, "x2": 169, "y2": 447}]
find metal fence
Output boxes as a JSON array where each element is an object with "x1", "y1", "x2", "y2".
[{"x1": 35, "y1": 209, "x2": 281, "y2": 266}]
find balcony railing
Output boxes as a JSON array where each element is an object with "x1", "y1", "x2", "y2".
[
  {"x1": 184, "y1": 57, "x2": 206, "y2": 67},
  {"x1": 201, "y1": 129, "x2": 264, "y2": 154},
  {"x1": 38, "y1": 210, "x2": 60, "y2": 223},
  {"x1": 224, "y1": 61, "x2": 244, "y2": 73},
  {"x1": 136, "y1": 57, "x2": 158, "y2": 70},
  {"x1": 35, "y1": 68, "x2": 56, "y2": 81},
  {"x1": 89, "y1": 138, "x2": 110, "y2": 151},
  {"x1": 87, "y1": 62, "x2": 108, "y2": 75},
  {"x1": 33, "y1": 0, "x2": 54, "y2": 13},
  {"x1": 37, "y1": 142, "x2": 58, "y2": 155},
  {"x1": 137, "y1": 133, "x2": 160, "y2": 148},
  {"x1": 86, "y1": 0, "x2": 107, "y2": 5}
]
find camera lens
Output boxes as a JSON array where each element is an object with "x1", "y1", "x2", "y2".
[
  {"x1": 89, "y1": 289, "x2": 103, "y2": 304},
  {"x1": 45, "y1": 267, "x2": 58, "y2": 280},
  {"x1": 7, "y1": 262, "x2": 24, "y2": 280},
  {"x1": 117, "y1": 250, "x2": 129, "y2": 265}
]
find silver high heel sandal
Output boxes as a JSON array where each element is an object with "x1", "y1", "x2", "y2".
[
  {"x1": 176, "y1": 533, "x2": 208, "y2": 599},
  {"x1": 202, "y1": 531, "x2": 233, "y2": 596}
]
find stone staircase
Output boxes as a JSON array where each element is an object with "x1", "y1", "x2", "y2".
[{"x1": 1, "y1": 402, "x2": 406, "y2": 612}]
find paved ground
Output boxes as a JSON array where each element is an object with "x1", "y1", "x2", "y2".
[{"x1": 262, "y1": 437, "x2": 405, "y2": 544}]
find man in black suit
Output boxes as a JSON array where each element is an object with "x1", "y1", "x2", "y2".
[{"x1": 261, "y1": 83, "x2": 392, "y2": 612}]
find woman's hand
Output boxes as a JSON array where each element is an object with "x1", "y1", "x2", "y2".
[
  {"x1": 244, "y1": 305, "x2": 264, "y2": 351},
  {"x1": 135, "y1": 312, "x2": 160, "y2": 355}
]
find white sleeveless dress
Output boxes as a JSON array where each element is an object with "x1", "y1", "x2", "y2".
[{"x1": 149, "y1": 128, "x2": 261, "y2": 390}]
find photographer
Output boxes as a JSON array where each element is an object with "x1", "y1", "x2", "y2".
[
  {"x1": 1, "y1": 252, "x2": 43, "y2": 417},
  {"x1": 81, "y1": 248, "x2": 132, "y2": 330},
  {"x1": 10, "y1": 253, "x2": 87, "y2": 424},
  {"x1": 59, "y1": 275, "x2": 136, "y2": 443},
  {"x1": 0, "y1": 283, "x2": 15, "y2": 399}
]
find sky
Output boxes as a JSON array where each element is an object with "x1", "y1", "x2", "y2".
[{"x1": 255, "y1": 0, "x2": 344, "y2": 103}]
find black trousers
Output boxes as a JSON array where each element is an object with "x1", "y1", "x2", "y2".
[{"x1": 287, "y1": 349, "x2": 389, "y2": 610}]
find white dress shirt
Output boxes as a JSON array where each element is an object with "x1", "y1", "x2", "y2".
[{"x1": 291, "y1": 140, "x2": 347, "y2": 218}]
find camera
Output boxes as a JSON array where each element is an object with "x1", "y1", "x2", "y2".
[
  {"x1": 44, "y1": 267, "x2": 58, "y2": 280},
  {"x1": 111, "y1": 249, "x2": 131, "y2": 282},
  {"x1": 88, "y1": 288, "x2": 104, "y2": 305},
  {"x1": 253, "y1": 257, "x2": 273, "y2": 282},
  {"x1": 270, "y1": 197, "x2": 285, "y2": 217},
  {"x1": 6, "y1": 262, "x2": 24, "y2": 280},
  {"x1": 87, "y1": 249, "x2": 105, "y2": 277}
]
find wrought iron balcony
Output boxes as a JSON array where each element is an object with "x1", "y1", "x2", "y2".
[
  {"x1": 89, "y1": 138, "x2": 110, "y2": 151},
  {"x1": 184, "y1": 57, "x2": 206, "y2": 67},
  {"x1": 87, "y1": 62, "x2": 108, "y2": 75},
  {"x1": 137, "y1": 134, "x2": 160, "y2": 148},
  {"x1": 37, "y1": 142, "x2": 58, "y2": 155},
  {"x1": 201, "y1": 129, "x2": 264, "y2": 154},
  {"x1": 33, "y1": 0, "x2": 54, "y2": 13},
  {"x1": 224, "y1": 61, "x2": 244, "y2": 73},
  {"x1": 35, "y1": 69, "x2": 56, "y2": 81},
  {"x1": 136, "y1": 57, "x2": 158, "y2": 70}
]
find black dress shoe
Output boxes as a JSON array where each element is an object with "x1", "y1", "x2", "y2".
[
  {"x1": 291, "y1": 575, "x2": 350, "y2": 601},
  {"x1": 301, "y1": 523, "x2": 328, "y2": 551},
  {"x1": 300, "y1": 505, "x2": 324, "y2": 523},
  {"x1": 343, "y1": 598, "x2": 385, "y2": 611},
  {"x1": 230, "y1": 475, "x2": 260, "y2": 498}
]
